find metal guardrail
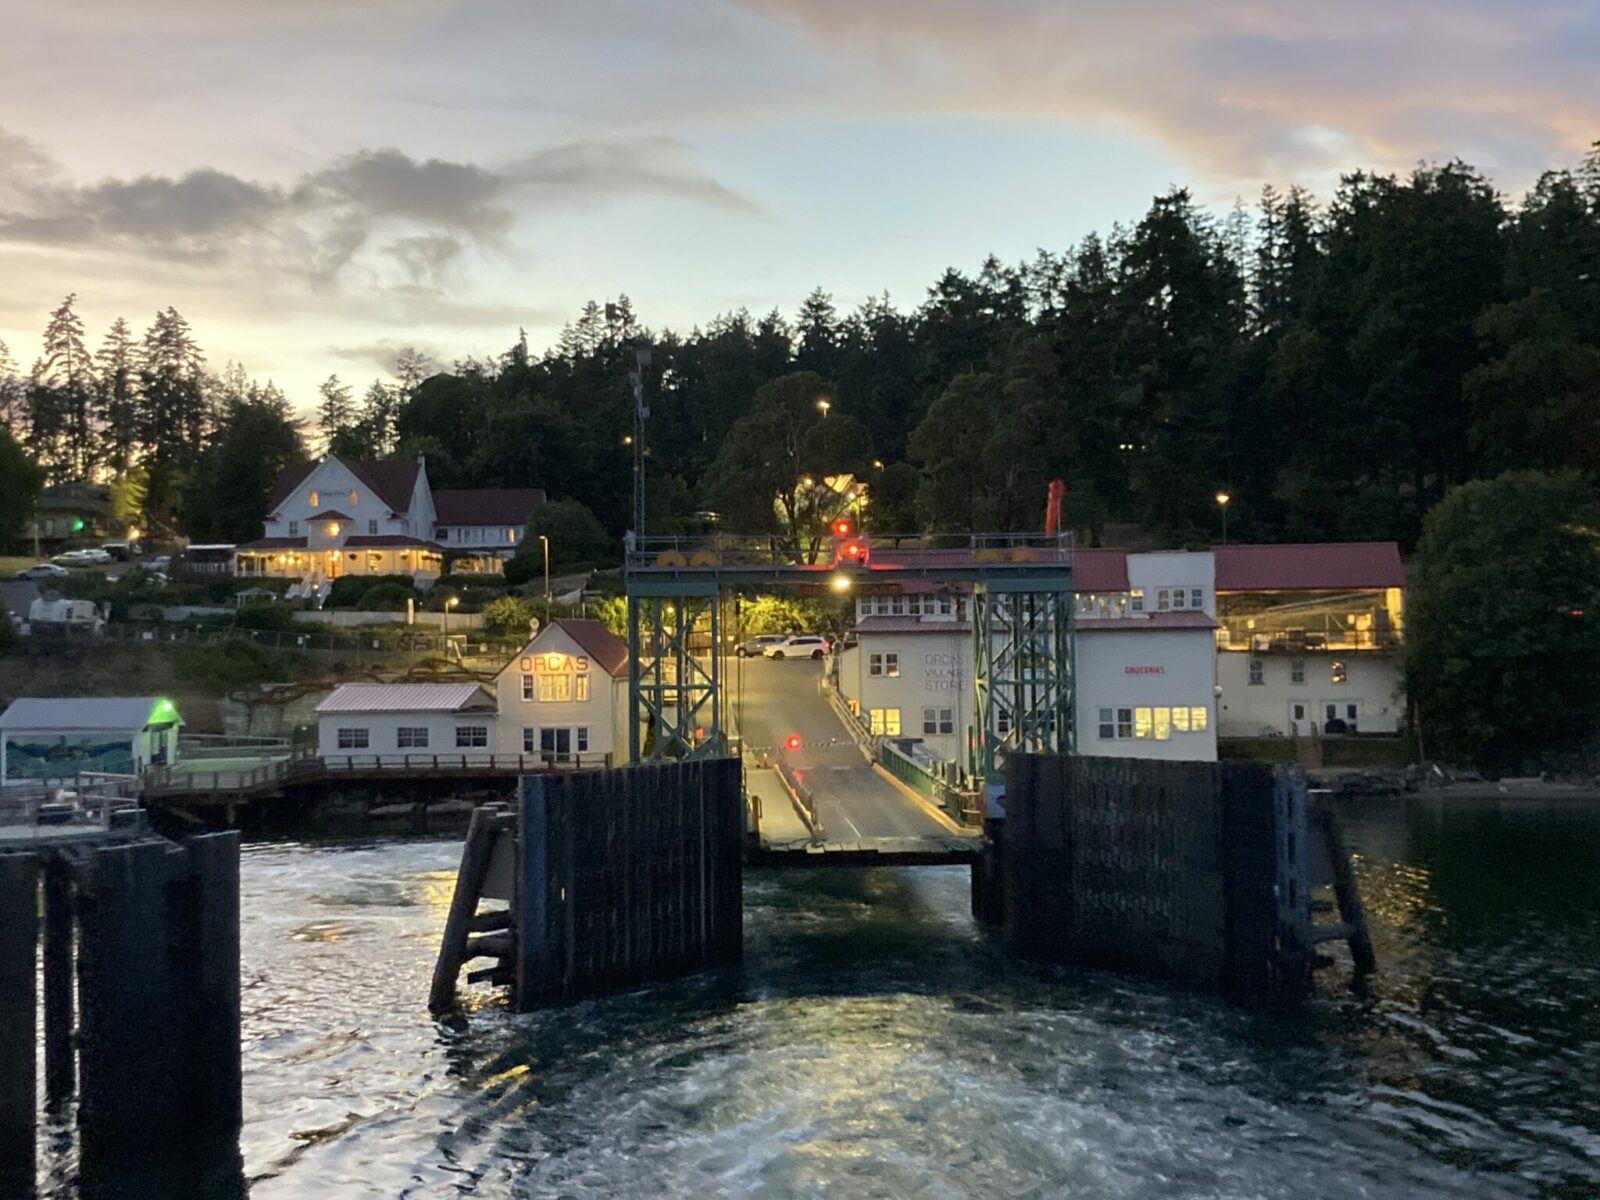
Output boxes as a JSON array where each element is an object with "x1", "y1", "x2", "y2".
[
  {"x1": 625, "y1": 531, "x2": 1073, "y2": 571},
  {"x1": 772, "y1": 744, "x2": 823, "y2": 837},
  {"x1": 0, "y1": 773, "x2": 144, "y2": 839},
  {"x1": 878, "y1": 741, "x2": 984, "y2": 826},
  {"x1": 316, "y1": 752, "x2": 615, "y2": 773},
  {"x1": 93, "y1": 622, "x2": 514, "y2": 661}
]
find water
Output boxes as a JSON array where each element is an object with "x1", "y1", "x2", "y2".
[{"x1": 129, "y1": 797, "x2": 1600, "y2": 1196}]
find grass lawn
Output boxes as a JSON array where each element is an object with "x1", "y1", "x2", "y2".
[{"x1": 0, "y1": 556, "x2": 44, "y2": 575}]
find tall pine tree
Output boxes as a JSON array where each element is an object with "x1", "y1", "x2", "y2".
[{"x1": 28, "y1": 294, "x2": 97, "y2": 481}]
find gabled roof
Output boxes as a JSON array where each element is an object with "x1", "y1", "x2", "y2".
[
  {"x1": 546, "y1": 618, "x2": 629, "y2": 677},
  {"x1": 316, "y1": 683, "x2": 495, "y2": 714},
  {"x1": 1213, "y1": 542, "x2": 1405, "y2": 592},
  {"x1": 0, "y1": 697, "x2": 180, "y2": 730},
  {"x1": 266, "y1": 457, "x2": 422, "y2": 515},
  {"x1": 433, "y1": 488, "x2": 546, "y2": 527},
  {"x1": 307, "y1": 509, "x2": 353, "y2": 523}
]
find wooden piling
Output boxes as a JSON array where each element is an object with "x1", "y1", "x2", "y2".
[
  {"x1": 76, "y1": 841, "x2": 184, "y2": 1158},
  {"x1": 42, "y1": 856, "x2": 75, "y2": 1104},
  {"x1": 429, "y1": 807, "x2": 507, "y2": 1013},
  {"x1": 182, "y1": 833, "x2": 243, "y2": 1138},
  {"x1": 0, "y1": 853, "x2": 38, "y2": 1197}
]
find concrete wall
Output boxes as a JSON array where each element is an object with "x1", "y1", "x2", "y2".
[
  {"x1": 1073, "y1": 627, "x2": 1218, "y2": 761},
  {"x1": 1216, "y1": 651, "x2": 1404, "y2": 737}
]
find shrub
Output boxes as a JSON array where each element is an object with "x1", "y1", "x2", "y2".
[
  {"x1": 482, "y1": 595, "x2": 537, "y2": 637},
  {"x1": 357, "y1": 582, "x2": 418, "y2": 612},
  {"x1": 231, "y1": 603, "x2": 301, "y2": 633},
  {"x1": 173, "y1": 639, "x2": 303, "y2": 692}
]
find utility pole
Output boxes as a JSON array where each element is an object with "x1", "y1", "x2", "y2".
[{"x1": 630, "y1": 348, "x2": 652, "y2": 539}]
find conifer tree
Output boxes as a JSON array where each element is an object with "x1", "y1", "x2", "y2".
[
  {"x1": 95, "y1": 317, "x2": 140, "y2": 474},
  {"x1": 27, "y1": 294, "x2": 97, "y2": 481}
]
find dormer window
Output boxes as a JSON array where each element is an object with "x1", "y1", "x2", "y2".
[
  {"x1": 348, "y1": 489, "x2": 358, "y2": 505},
  {"x1": 309, "y1": 490, "x2": 320, "y2": 508}
]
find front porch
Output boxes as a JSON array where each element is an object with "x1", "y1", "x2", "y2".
[{"x1": 236, "y1": 543, "x2": 443, "y2": 583}]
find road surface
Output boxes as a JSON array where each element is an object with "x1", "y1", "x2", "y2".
[{"x1": 732, "y1": 655, "x2": 953, "y2": 839}]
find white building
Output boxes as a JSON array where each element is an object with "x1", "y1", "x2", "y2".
[
  {"x1": 433, "y1": 489, "x2": 546, "y2": 563},
  {"x1": 237, "y1": 457, "x2": 545, "y2": 585},
  {"x1": 490, "y1": 619, "x2": 629, "y2": 764},
  {"x1": 837, "y1": 549, "x2": 1221, "y2": 772},
  {"x1": 239, "y1": 455, "x2": 444, "y2": 584},
  {"x1": 1212, "y1": 542, "x2": 1406, "y2": 737},
  {"x1": 0, "y1": 697, "x2": 182, "y2": 784},
  {"x1": 315, "y1": 683, "x2": 499, "y2": 765}
]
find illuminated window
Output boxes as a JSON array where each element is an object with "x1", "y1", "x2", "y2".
[
  {"x1": 336, "y1": 727, "x2": 368, "y2": 749},
  {"x1": 348, "y1": 489, "x2": 358, "y2": 505},
  {"x1": 1154, "y1": 707, "x2": 1172, "y2": 740},
  {"x1": 1117, "y1": 708, "x2": 1133, "y2": 738},
  {"x1": 1173, "y1": 707, "x2": 1190, "y2": 732},
  {"x1": 1191, "y1": 706, "x2": 1208, "y2": 731},
  {"x1": 1134, "y1": 708, "x2": 1153, "y2": 739},
  {"x1": 455, "y1": 726, "x2": 488, "y2": 748},
  {"x1": 505, "y1": 528, "x2": 516, "y2": 542},
  {"x1": 308, "y1": 490, "x2": 319, "y2": 507},
  {"x1": 575, "y1": 674, "x2": 589, "y2": 702},
  {"x1": 1248, "y1": 659, "x2": 1264, "y2": 685},
  {"x1": 868, "y1": 708, "x2": 901, "y2": 736},
  {"x1": 1098, "y1": 707, "x2": 1115, "y2": 739},
  {"x1": 537, "y1": 674, "x2": 572, "y2": 702},
  {"x1": 1291, "y1": 659, "x2": 1305, "y2": 683},
  {"x1": 1332, "y1": 660, "x2": 1348, "y2": 685}
]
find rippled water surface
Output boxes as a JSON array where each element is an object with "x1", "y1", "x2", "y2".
[{"x1": 225, "y1": 795, "x2": 1600, "y2": 1199}]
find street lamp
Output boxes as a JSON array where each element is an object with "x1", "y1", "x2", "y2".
[
  {"x1": 539, "y1": 534, "x2": 551, "y2": 623},
  {"x1": 443, "y1": 594, "x2": 459, "y2": 635},
  {"x1": 1215, "y1": 491, "x2": 1232, "y2": 545},
  {"x1": 817, "y1": 398, "x2": 831, "y2": 417}
]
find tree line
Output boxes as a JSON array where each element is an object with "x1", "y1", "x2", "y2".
[{"x1": 3, "y1": 145, "x2": 1599, "y2": 556}]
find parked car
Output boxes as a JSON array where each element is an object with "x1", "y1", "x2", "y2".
[
  {"x1": 144, "y1": 555, "x2": 172, "y2": 574},
  {"x1": 764, "y1": 634, "x2": 830, "y2": 660},
  {"x1": 51, "y1": 548, "x2": 112, "y2": 567},
  {"x1": 18, "y1": 563, "x2": 71, "y2": 580},
  {"x1": 735, "y1": 634, "x2": 789, "y2": 657}
]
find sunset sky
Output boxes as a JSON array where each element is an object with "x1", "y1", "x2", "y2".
[{"x1": 3, "y1": 0, "x2": 1596, "y2": 406}]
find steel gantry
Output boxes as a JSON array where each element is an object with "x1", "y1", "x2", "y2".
[
  {"x1": 627, "y1": 578, "x2": 724, "y2": 761},
  {"x1": 624, "y1": 534, "x2": 1074, "y2": 777},
  {"x1": 971, "y1": 579, "x2": 1075, "y2": 812}
]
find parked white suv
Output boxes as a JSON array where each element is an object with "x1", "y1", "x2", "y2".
[{"x1": 764, "y1": 634, "x2": 830, "y2": 660}]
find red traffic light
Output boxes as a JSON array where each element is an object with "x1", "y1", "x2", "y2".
[
  {"x1": 784, "y1": 734, "x2": 802, "y2": 752},
  {"x1": 841, "y1": 541, "x2": 863, "y2": 560},
  {"x1": 832, "y1": 517, "x2": 854, "y2": 537}
]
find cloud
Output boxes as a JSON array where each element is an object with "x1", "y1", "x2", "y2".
[
  {"x1": 0, "y1": 129, "x2": 764, "y2": 292},
  {"x1": 730, "y1": 0, "x2": 1600, "y2": 184}
]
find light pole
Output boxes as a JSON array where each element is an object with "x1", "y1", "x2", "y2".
[
  {"x1": 629, "y1": 348, "x2": 652, "y2": 539},
  {"x1": 817, "y1": 397, "x2": 831, "y2": 418},
  {"x1": 539, "y1": 534, "x2": 551, "y2": 624},
  {"x1": 443, "y1": 594, "x2": 458, "y2": 635},
  {"x1": 1215, "y1": 491, "x2": 1232, "y2": 545}
]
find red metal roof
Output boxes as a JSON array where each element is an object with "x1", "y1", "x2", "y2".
[
  {"x1": 1072, "y1": 548, "x2": 1131, "y2": 592},
  {"x1": 550, "y1": 618, "x2": 629, "y2": 677},
  {"x1": 237, "y1": 537, "x2": 305, "y2": 550},
  {"x1": 1075, "y1": 611, "x2": 1217, "y2": 632},
  {"x1": 433, "y1": 488, "x2": 546, "y2": 527},
  {"x1": 265, "y1": 457, "x2": 422, "y2": 515},
  {"x1": 1212, "y1": 542, "x2": 1405, "y2": 591},
  {"x1": 342, "y1": 536, "x2": 443, "y2": 550}
]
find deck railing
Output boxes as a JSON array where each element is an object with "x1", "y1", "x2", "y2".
[{"x1": 878, "y1": 741, "x2": 984, "y2": 826}]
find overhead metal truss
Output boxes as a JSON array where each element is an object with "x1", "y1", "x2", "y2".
[
  {"x1": 627, "y1": 581, "x2": 724, "y2": 762},
  {"x1": 972, "y1": 581, "x2": 1075, "y2": 811}
]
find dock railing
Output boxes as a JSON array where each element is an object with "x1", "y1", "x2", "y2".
[{"x1": 878, "y1": 740, "x2": 984, "y2": 827}]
